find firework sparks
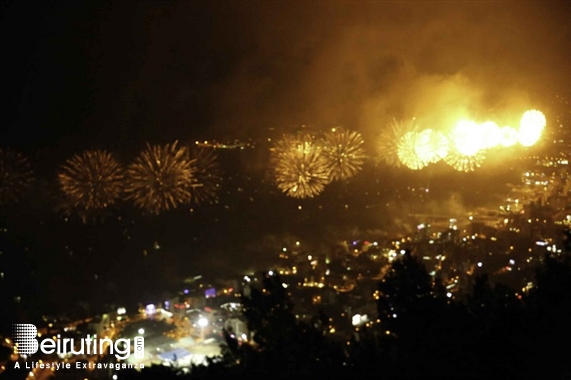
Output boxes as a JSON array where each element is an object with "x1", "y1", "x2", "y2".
[
  {"x1": 57, "y1": 150, "x2": 124, "y2": 221},
  {"x1": 320, "y1": 128, "x2": 366, "y2": 181},
  {"x1": 443, "y1": 147, "x2": 486, "y2": 172},
  {"x1": 518, "y1": 109, "x2": 546, "y2": 147},
  {"x1": 414, "y1": 129, "x2": 449, "y2": 164},
  {"x1": 189, "y1": 147, "x2": 222, "y2": 205},
  {"x1": 379, "y1": 118, "x2": 417, "y2": 168},
  {"x1": 449, "y1": 120, "x2": 483, "y2": 157},
  {"x1": 0, "y1": 149, "x2": 34, "y2": 205},
  {"x1": 125, "y1": 141, "x2": 196, "y2": 214},
  {"x1": 398, "y1": 131, "x2": 429, "y2": 170},
  {"x1": 271, "y1": 133, "x2": 330, "y2": 198},
  {"x1": 479, "y1": 121, "x2": 502, "y2": 149},
  {"x1": 499, "y1": 126, "x2": 519, "y2": 147}
]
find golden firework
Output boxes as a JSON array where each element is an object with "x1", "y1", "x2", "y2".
[
  {"x1": 271, "y1": 133, "x2": 330, "y2": 198},
  {"x1": 58, "y1": 150, "x2": 124, "y2": 222},
  {"x1": 479, "y1": 121, "x2": 502, "y2": 149},
  {"x1": 189, "y1": 147, "x2": 222, "y2": 205},
  {"x1": 518, "y1": 109, "x2": 546, "y2": 147},
  {"x1": 0, "y1": 149, "x2": 34, "y2": 205},
  {"x1": 499, "y1": 126, "x2": 519, "y2": 147},
  {"x1": 320, "y1": 128, "x2": 366, "y2": 181},
  {"x1": 448, "y1": 120, "x2": 483, "y2": 157},
  {"x1": 125, "y1": 141, "x2": 196, "y2": 214},
  {"x1": 414, "y1": 129, "x2": 449, "y2": 164},
  {"x1": 443, "y1": 146, "x2": 485, "y2": 172},
  {"x1": 397, "y1": 131, "x2": 429, "y2": 170},
  {"x1": 379, "y1": 118, "x2": 417, "y2": 168}
]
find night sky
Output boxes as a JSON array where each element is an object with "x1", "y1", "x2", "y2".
[
  {"x1": 3, "y1": 1, "x2": 571, "y2": 153},
  {"x1": 2, "y1": 1, "x2": 571, "y2": 316}
]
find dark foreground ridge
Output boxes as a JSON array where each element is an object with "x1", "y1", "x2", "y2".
[{"x1": 117, "y1": 251, "x2": 571, "y2": 379}]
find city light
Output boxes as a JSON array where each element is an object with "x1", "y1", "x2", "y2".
[
  {"x1": 198, "y1": 316, "x2": 209, "y2": 341},
  {"x1": 198, "y1": 317, "x2": 208, "y2": 328},
  {"x1": 145, "y1": 304, "x2": 156, "y2": 315}
]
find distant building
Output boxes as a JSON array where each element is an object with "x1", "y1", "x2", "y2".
[
  {"x1": 440, "y1": 228, "x2": 460, "y2": 244},
  {"x1": 415, "y1": 223, "x2": 431, "y2": 242},
  {"x1": 225, "y1": 317, "x2": 248, "y2": 339}
]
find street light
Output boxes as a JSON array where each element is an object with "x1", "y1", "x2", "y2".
[{"x1": 198, "y1": 316, "x2": 208, "y2": 341}]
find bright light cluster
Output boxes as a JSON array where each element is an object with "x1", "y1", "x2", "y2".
[
  {"x1": 271, "y1": 128, "x2": 365, "y2": 198},
  {"x1": 380, "y1": 109, "x2": 546, "y2": 172}
]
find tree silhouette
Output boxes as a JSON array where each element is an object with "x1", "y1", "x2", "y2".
[
  {"x1": 526, "y1": 254, "x2": 571, "y2": 377},
  {"x1": 375, "y1": 251, "x2": 477, "y2": 378},
  {"x1": 377, "y1": 250, "x2": 433, "y2": 320},
  {"x1": 221, "y1": 271, "x2": 342, "y2": 378}
]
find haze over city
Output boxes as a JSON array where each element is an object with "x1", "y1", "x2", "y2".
[{"x1": 2, "y1": 2, "x2": 571, "y2": 379}]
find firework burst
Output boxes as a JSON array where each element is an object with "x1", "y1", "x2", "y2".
[
  {"x1": 125, "y1": 141, "x2": 196, "y2": 214},
  {"x1": 271, "y1": 133, "x2": 330, "y2": 199},
  {"x1": 518, "y1": 109, "x2": 546, "y2": 147},
  {"x1": 397, "y1": 131, "x2": 429, "y2": 170},
  {"x1": 320, "y1": 128, "x2": 366, "y2": 181},
  {"x1": 499, "y1": 126, "x2": 519, "y2": 147},
  {"x1": 57, "y1": 150, "x2": 124, "y2": 221},
  {"x1": 0, "y1": 149, "x2": 34, "y2": 205},
  {"x1": 189, "y1": 147, "x2": 222, "y2": 205},
  {"x1": 479, "y1": 121, "x2": 502, "y2": 149},
  {"x1": 414, "y1": 129, "x2": 449, "y2": 164},
  {"x1": 443, "y1": 147, "x2": 486, "y2": 172},
  {"x1": 448, "y1": 120, "x2": 483, "y2": 157},
  {"x1": 379, "y1": 118, "x2": 417, "y2": 168}
]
